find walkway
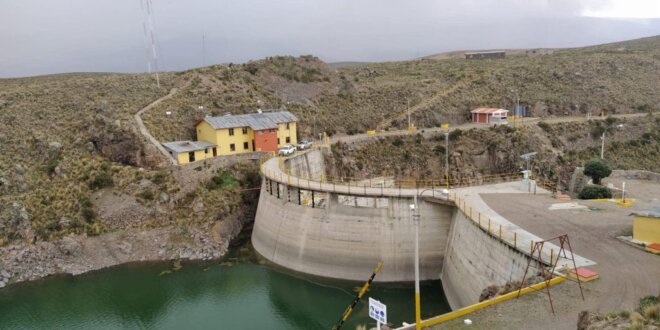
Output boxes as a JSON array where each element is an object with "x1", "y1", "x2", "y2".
[{"x1": 134, "y1": 87, "x2": 180, "y2": 165}]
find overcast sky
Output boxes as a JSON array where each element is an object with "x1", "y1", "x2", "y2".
[{"x1": 1, "y1": 0, "x2": 659, "y2": 77}]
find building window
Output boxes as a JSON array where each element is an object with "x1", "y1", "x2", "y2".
[
  {"x1": 243, "y1": 142, "x2": 249, "y2": 150},
  {"x1": 229, "y1": 128, "x2": 234, "y2": 136},
  {"x1": 285, "y1": 137, "x2": 290, "y2": 143},
  {"x1": 270, "y1": 128, "x2": 276, "y2": 132},
  {"x1": 286, "y1": 122, "x2": 290, "y2": 129},
  {"x1": 277, "y1": 138, "x2": 280, "y2": 145},
  {"x1": 230, "y1": 143, "x2": 236, "y2": 151},
  {"x1": 242, "y1": 127, "x2": 248, "y2": 134},
  {"x1": 204, "y1": 148, "x2": 208, "y2": 154},
  {"x1": 188, "y1": 151, "x2": 195, "y2": 162}
]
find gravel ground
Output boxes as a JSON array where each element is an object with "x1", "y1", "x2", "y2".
[{"x1": 431, "y1": 182, "x2": 660, "y2": 330}]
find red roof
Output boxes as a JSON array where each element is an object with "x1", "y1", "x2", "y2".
[{"x1": 471, "y1": 108, "x2": 509, "y2": 114}]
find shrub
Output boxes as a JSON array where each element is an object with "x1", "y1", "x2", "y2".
[
  {"x1": 433, "y1": 145, "x2": 446, "y2": 155},
  {"x1": 88, "y1": 172, "x2": 114, "y2": 190},
  {"x1": 392, "y1": 137, "x2": 404, "y2": 147},
  {"x1": 578, "y1": 185, "x2": 612, "y2": 199},
  {"x1": 448, "y1": 129, "x2": 462, "y2": 141},
  {"x1": 206, "y1": 171, "x2": 238, "y2": 190},
  {"x1": 537, "y1": 121, "x2": 551, "y2": 133},
  {"x1": 583, "y1": 158, "x2": 612, "y2": 184}
]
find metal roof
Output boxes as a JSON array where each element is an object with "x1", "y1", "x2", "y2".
[
  {"x1": 630, "y1": 207, "x2": 660, "y2": 219},
  {"x1": 201, "y1": 110, "x2": 298, "y2": 131},
  {"x1": 471, "y1": 108, "x2": 509, "y2": 114},
  {"x1": 162, "y1": 140, "x2": 216, "y2": 153}
]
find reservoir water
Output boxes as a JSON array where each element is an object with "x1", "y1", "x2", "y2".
[{"x1": 0, "y1": 247, "x2": 450, "y2": 329}]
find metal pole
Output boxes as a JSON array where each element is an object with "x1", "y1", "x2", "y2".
[
  {"x1": 622, "y1": 181, "x2": 626, "y2": 203},
  {"x1": 600, "y1": 132, "x2": 605, "y2": 159},
  {"x1": 412, "y1": 194, "x2": 421, "y2": 330},
  {"x1": 445, "y1": 132, "x2": 449, "y2": 189}
]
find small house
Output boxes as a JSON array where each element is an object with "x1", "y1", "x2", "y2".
[
  {"x1": 631, "y1": 207, "x2": 660, "y2": 245},
  {"x1": 162, "y1": 140, "x2": 217, "y2": 165},
  {"x1": 470, "y1": 108, "x2": 509, "y2": 124}
]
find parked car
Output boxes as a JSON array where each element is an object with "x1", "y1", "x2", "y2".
[
  {"x1": 278, "y1": 145, "x2": 296, "y2": 156},
  {"x1": 297, "y1": 140, "x2": 313, "y2": 150}
]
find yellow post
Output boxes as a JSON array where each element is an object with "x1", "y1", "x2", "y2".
[
  {"x1": 415, "y1": 292, "x2": 421, "y2": 330},
  {"x1": 514, "y1": 232, "x2": 517, "y2": 248}
]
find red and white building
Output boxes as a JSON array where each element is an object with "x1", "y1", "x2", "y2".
[{"x1": 470, "y1": 108, "x2": 509, "y2": 124}]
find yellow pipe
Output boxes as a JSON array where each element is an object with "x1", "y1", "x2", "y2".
[{"x1": 419, "y1": 276, "x2": 566, "y2": 327}]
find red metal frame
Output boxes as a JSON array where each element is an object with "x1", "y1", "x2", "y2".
[{"x1": 516, "y1": 234, "x2": 584, "y2": 314}]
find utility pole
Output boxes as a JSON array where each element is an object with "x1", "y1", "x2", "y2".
[
  {"x1": 202, "y1": 33, "x2": 206, "y2": 67},
  {"x1": 407, "y1": 98, "x2": 411, "y2": 131},
  {"x1": 445, "y1": 132, "x2": 449, "y2": 189},
  {"x1": 600, "y1": 132, "x2": 605, "y2": 159}
]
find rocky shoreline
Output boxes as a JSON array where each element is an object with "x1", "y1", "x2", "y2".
[{"x1": 0, "y1": 215, "x2": 250, "y2": 288}]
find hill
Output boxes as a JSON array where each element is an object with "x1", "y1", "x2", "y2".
[{"x1": 0, "y1": 35, "x2": 659, "y2": 246}]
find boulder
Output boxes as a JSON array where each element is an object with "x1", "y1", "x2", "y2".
[
  {"x1": 48, "y1": 141, "x2": 62, "y2": 154},
  {"x1": 58, "y1": 236, "x2": 82, "y2": 256}
]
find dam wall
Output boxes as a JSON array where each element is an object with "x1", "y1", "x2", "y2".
[
  {"x1": 441, "y1": 208, "x2": 530, "y2": 309},
  {"x1": 253, "y1": 150, "x2": 581, "y2": 310},
  {"x1": 252, "y1": 184, "x2": 453, "y2": 282}
]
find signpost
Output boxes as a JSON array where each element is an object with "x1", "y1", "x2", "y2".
[{"x1": 369, "y1": 297, "x2": 387, "y2": 329}]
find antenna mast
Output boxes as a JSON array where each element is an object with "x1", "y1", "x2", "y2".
[{"x1": 142, "y1": 0, "x2": 160, "y2": 88}]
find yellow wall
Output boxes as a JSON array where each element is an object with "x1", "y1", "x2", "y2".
[
  {"x1": 633, "y1": 216, "x2": 660, "y2": 243},
  {"x1": 277, "y1": 121, "x2": 297, "y2": 147},
  {"x1": 196, "y1": 121, "x2": 255, "y2": 156},
  {"x1": 214, "y1": 126, "x2": 254, "y2": 156},
  {"x1": 175, "y1": 148, "x2": 214, "y2": 164}
]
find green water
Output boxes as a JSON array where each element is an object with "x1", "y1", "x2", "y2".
[{"x1": 0, "y1": 255, "x2": 450, "y2": 330}]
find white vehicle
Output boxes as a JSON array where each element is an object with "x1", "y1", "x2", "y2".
[
  {"x1": 296, "y1": 140, "x2": 313, "y2": 150},
  {"x1": 278, "y1": 145, "x2": 296, "y2": 156}
]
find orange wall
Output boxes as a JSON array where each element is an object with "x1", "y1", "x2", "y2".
[{"x1": 254, "y1": 129, "x2": 278, "y2": 152}]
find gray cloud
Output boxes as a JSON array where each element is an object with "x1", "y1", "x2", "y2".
[{"x1": 0, "y1": 0, "x2": 659, "y2": 77}]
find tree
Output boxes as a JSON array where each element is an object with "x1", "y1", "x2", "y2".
[{"x1": 583, "y1": 158, "x2": 612, "y2": 185}]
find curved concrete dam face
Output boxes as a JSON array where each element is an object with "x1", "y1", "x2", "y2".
[{"x1": 252, "y1": 150, "x2": 534, "y2": 308}]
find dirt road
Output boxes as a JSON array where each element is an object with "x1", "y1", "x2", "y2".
[{"x1": 434, "y1": 189, "x2": 659, "y2": 330}]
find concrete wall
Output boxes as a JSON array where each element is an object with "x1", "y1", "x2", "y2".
[
  {"x1": 441, "y1": 208, "x2": 530, "y2": 309},
  {"x1": 285, "y1": 150, "x2": 326, "y2": 181},
  {"x1": 252, "y1": 187, "x2": 453, "y2": 282}
]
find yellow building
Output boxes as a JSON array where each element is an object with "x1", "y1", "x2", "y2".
[
  {"x1": 631, "y1": 208, "x2": 660, "y2": 244},
  {"x1": 162, "y1": 110, "x2": 298, "y2": 164},
  {"x1": 194, "y1": 110, "x2": 298, "y2": 156},
  {"x1": 162, "y1": 140, "x2": 217, "y2": 165}
]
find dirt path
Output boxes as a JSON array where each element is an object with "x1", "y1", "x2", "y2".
[
  {"x1": 376, "y1": 78, "x2": 476, "y2": 130},
  {"x1": 333, "y1": 112, "x2": 654, "y2": 147},
  {"x1": 434, "y1": 192, "x2": 660, "y2": 330},
  {"x1": 134, "y1": 87, "x2": 180, "y2": 165}
]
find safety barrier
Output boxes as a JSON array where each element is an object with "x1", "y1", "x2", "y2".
[{"x1": 410, "y1": 276, "x2": 566, "y2": 329}]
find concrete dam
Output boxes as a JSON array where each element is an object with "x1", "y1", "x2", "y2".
[{"x1": 251, "y1": 149, "x2": 594, "y2": 309}]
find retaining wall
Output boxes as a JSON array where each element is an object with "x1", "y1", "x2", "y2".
[{"x1": 441, "y1": 208, "x2": 530, "y2": 309}]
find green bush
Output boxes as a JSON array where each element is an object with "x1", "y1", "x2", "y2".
[
  {"x1": 88, "y1": 172, "x2": 114, "y2": 190},
  {"x1": 584, "y1": 158, "x2": 612, "y2": 184},
  {"x1": 537, "y1": 121, "x2": 551, "y2": 133},
  {"x1": 578, "y1": 185, "x2": 612, "y2": 199},
  {"x1": 448, "y1": 129, "x2": 462, "y2": 141},
  {"x1": 206, "y1": 171, "x2": 238, "y2": 190}
]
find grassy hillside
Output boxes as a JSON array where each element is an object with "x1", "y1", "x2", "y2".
[
  {"x1": 1, "y1": 35, "x2": 658, "y2": 245},
  {"x1": 326, "y1": 115, "x2": 659, "y2": 189},
  {"x1": 144, "y1": 36, "x2": 660, "y2": 141}
]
